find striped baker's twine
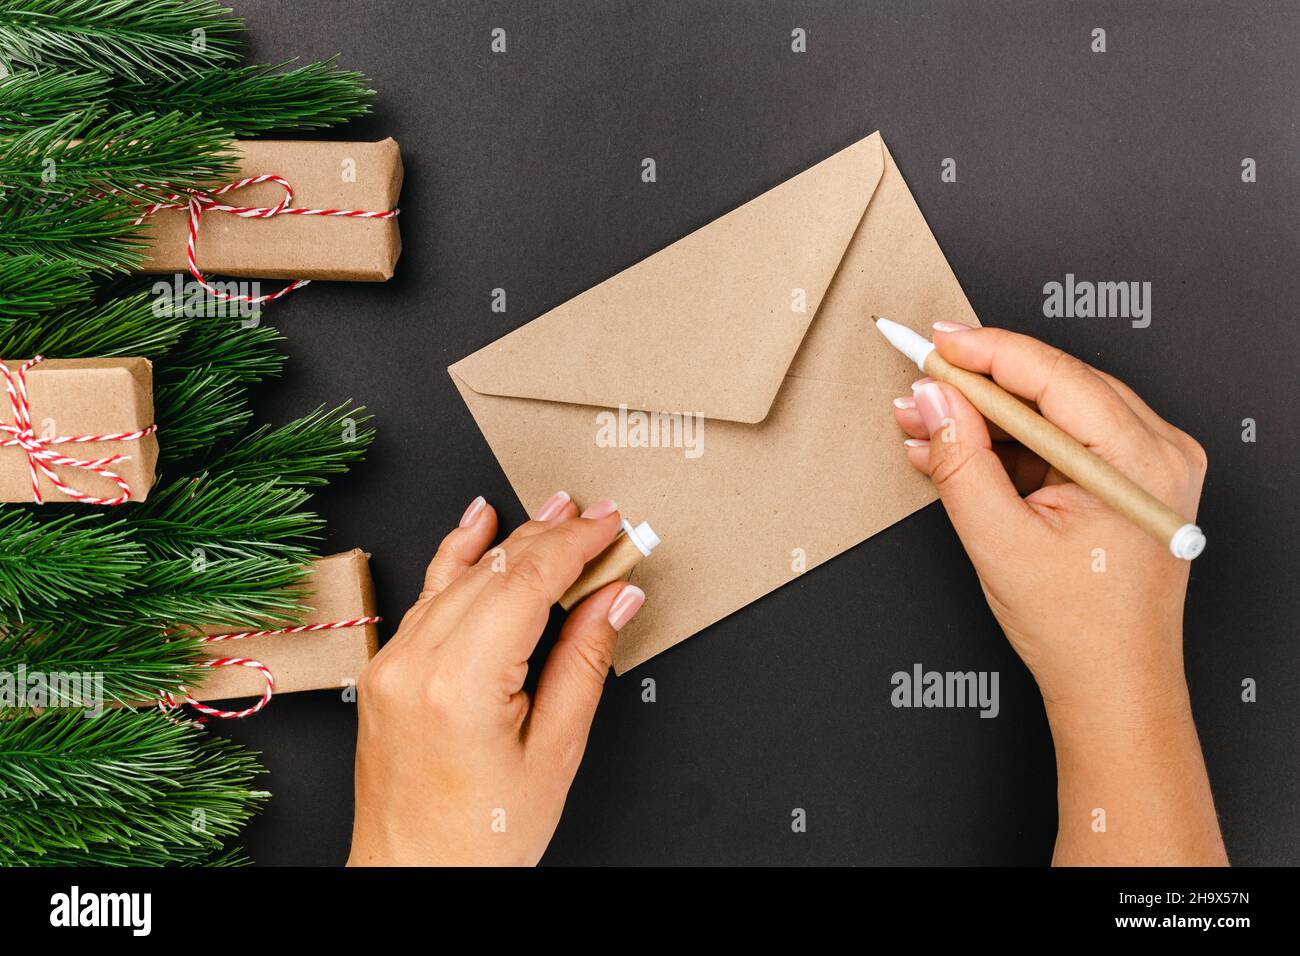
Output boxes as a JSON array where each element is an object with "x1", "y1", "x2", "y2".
[
  {"x1": 163, "y1": 616, "x2": 382, "y2": 720},
  {"x1": 0, "y1": 356, "x2": 157, "y2": 506},
  {"x1": 131, "y1": 174, "x2": 400, "y2": 305}
]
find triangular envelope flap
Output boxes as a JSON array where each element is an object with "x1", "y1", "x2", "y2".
[{"x1": 451, "y1": 134, "x2": 886, "y2": 424}]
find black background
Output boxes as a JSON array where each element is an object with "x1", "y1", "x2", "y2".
[{"x1": 214, "y1": 0, "x2": 1299, "y2": 865}]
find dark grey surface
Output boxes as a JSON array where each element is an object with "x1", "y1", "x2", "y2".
[{"x1": 216, "y1": 0, "x2": 1299, "y2": 865}]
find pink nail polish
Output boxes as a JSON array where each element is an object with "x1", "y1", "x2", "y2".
[
  {"x1": 932, "y1": 321, "x2": 972, "y2": 332},
  {"x1": 581, "y1": 498, "x2": 618, "y2": 519},
  {"x1": 893, "y1": 396, "x2": 916, "y2": 409},
  {"x1": 904, "y1": 438, "x2": 931, "y2": 448},
  {"x1": 607, "y1": 585, "x2": 645, "y2": 630},
  {"x1": 534, "y1": 490, "x2": 571, "y2": 521},
  {"x1": 914, "y1": 382, "x2": 949, "y2": 434},
  {"x1": 459, "y1": 496, "x2": 486, "y2": 528}
]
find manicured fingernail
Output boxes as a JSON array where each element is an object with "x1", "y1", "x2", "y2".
[
  {"x1": 932, "y1": 321, "x2": 972, "y2": 332},
  {"x1": 459, "y1": 495, "x2": 486, "y2": 528},
  {"x1": 914, "y1": 382, "x2": 949, "y2": 434},
  {"x1": 904, "y1": 438, "x2": 930, "y2": 448},
  {"x1": 581, "y1": 498, "x2": 618, "y2": 519},
  {"x1": 893, "y1": 396, "x2": 916, "y2": 409},
  {"x1": 534, "y1": 490, "x2": 571, "y2": 521},
  {"x1": 910, "y1": 376, "x2": 933, "y2": 391},
  {"x1": 608, "y1": 585, "x2": 645, "y2": 630}
]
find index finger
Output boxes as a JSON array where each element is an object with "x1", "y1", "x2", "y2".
[
  {"x1": 455, "y1": 502, "x2": 623, "y2": 675},
  {"x1": 932, "y1": 325, "x2": 1158, "y2": 457}
]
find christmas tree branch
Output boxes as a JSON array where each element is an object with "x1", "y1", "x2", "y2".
[
  {"x1": 116, "y1": 58, "x2": 375, "y2": 136},
  {"x1": 0, "y1": 511, "x2": 143, "y2": 614},
  {"x1": 207, "y1": 404, "x2": 375, "y2": 486},
  {"x1": 0, "y1": 109, "x2": 235, "y2": 202},
  {"x1": 0, "y1": 254, "x2": 94, "y2": 322},
  {"x1": 0, "y1": 68, "x2": 108, "y2": 134},
  {"x1": 0, "y1": 0, "x2": 242, "y2": 83},
  {"x1": 0, "y1": 709, "x2": 267, "y2": 867}
]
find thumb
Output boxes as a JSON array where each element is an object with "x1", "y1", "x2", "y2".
[
  {"x1": 527, "y1": 581, "x2": 645, "y2": 771},
  {"x1": 909, "y1": 381, "x2": 1038, "y2": 563}
]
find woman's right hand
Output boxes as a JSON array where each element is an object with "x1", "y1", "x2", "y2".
[{"x1": 891, "y1": 324, "x2": 1225, "y2": 865}]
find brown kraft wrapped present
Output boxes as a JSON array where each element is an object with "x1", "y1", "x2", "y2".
[
  {"x1": 0, "y1": 357, "x2": 158, "y2": 505},
  {"x1": 137, "y1": 138, "x2": 403, "y2": 282},
  {"x1": 183, "y1": 549, "x2": 381, "y2": 710}
]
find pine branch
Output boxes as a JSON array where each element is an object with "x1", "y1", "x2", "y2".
[
  {"x1": 153, "y1": 368, "x2": 252, "y2": 462},
  {"x1": 131, "y1": 475, "x2": 321, "y2": 561},
  {"x1": 113, "y1": 554, "x2": 311, "y2": 630},
  {"x1": 206, "y1": 404, "x2": 375, "y2": 487},
  {"x1": 154, "y1": 308, "x2": 285, "y2": 383},
  {"x1": 0, "y1": 709, "x2": 267, "y2": 866},
  {"x1": 0, "y1": 253, "x2": 94, "y2": 321},
  {"x1": 0, "y1": 68, "x2": 107, "y2": 134},
  {"x1": 0, "y1": 287, "x2": 188, "y2": 356},
  {"x1": 0, "y1": 0, "x2": 242, "y2": 84},
  {"x1": 0, "y1": 510, "x2": 143, "y2": 615},
  {"x1": 0, "y1": 618, "x2": 198, "y2": 704},
  {"x1": 0, "y1": 109, "x2": 235, "y2": 203},
  {"x1": 115, "y1": 58, "x2": 374, "y2": 136},
  {"x1": 0, "y1": 193, "x2": 147, "y2": 271}
]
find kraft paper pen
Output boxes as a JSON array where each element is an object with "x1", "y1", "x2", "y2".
[
  {"x1": 558, "y1": 518, "x2": 661, "y2": 610},
  {"x1": 873, "y1": 317, "x2": 1206, "y2": 560}
]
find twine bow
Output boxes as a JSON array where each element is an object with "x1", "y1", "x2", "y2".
[
  {"x1": 163, "y1": 616, "x2": 382, "y2": 719},
  {"x1": 132, "y1": 174, "x2": 400, "y2": 305},
  {"x1": 0, "y1": 356, "x2": 157, "y2": 506}
]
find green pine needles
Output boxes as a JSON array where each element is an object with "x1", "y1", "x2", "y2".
[
  {"x1": 0, "y1": 0, "x2": 381, "y2": 865},
  {"x1": 0, "y1": 0, "x2": 373, "y2": 273}
]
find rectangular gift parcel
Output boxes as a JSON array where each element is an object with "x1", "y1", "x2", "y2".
[
  {"x1": 0, "y1": 357, "x2": 158, "y2": 504},
  {"x1": 137, "y1": 138, "x2": 403, "y2": 282},
  {"x1": 449, "y1": 132, "x2": 981, "y2": 673},
  {"x1": 190, "y1": 549, "x2": 380, "y2": 703}
]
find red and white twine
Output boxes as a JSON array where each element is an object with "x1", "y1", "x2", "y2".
[
  {"x1": 1, "y1": 356, "x2": 157, "y2": 506},
  {"x1": 163, "y1": 616, "x2": 381, "y2": 719},
  {"x1": 131, "y1": 174, "x2": 400, "y2": 305}
]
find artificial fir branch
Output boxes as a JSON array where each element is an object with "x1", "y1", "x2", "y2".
[
  {"x1": 132, "y1": 475, "x2": 321, "y2": 561},
  {"x1": 0, "y1": 193, "x2": 147, "y2": 271},
  {"x1": 0, "y1": 253, "x2": 94, "y2": 321},
  {"x1": 0, "y1": 709, "x2": 268, "y2": 867},
  {"x1": 0, "y1": 109, "x2": 235, "y2": 202},
  {"x1": 159, "y1": 311, "x2": 285, "y2": 382},
  {"x1": 0, "y1": 68, "x2": 108, "y2": 134},
  {"x1": 0, "y1": 619, "x2": 199, "y2": 704},
  {"x1": 1, "y1": 59, "x2": 372, "y2": 137},
  {"x1": 114, "y1": 554, "x2": 312, "y2": 630},
  {"x1": 0, "y1": 510, "x2": 142, "y2": 613},
  {"x1": 0, "y1": 288, "x2": 187, "y2": 356},
  {"x1": 0, "y1": 0, "x2": 242, "y2": 83},
  {"x1": 116, "y1": 59, "x2": 375, "y2": 136},
  {"x1": 153, "y1": 369, "x2": 254, "y2": 462},
  {"x1": 208, "y1": 404, "x2": 375, "y2": 486}
]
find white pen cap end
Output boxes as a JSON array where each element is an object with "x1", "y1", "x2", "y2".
[{"x1": 1170, "y1": 524, "x2": 1206, "y2": 561}]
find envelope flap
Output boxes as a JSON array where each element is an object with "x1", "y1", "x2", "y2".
[{"x1": 451, "y1": 134, "x2": 886, "y2": 423}]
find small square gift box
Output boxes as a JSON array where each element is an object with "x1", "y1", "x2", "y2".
[{"x1": 0, "y1": 357, "x2": 158, "y2": 505}]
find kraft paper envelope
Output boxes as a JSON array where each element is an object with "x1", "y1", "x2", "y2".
[{"x1": 449, "y1": 132, "x2": 979, "y2": 673}]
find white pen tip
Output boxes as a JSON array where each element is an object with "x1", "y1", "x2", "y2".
[{"x1": 873, "y1": 316, "x2": 935, "y2": 372}]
